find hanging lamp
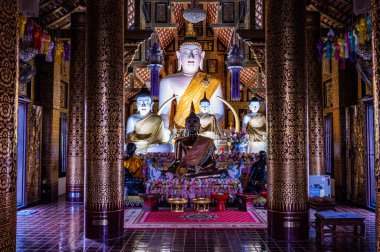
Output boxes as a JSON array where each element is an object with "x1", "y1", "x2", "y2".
[
  {"x1": 227, "y1": 44, "x2": 243, "y2": 101},
  {"x1": 147, "y1": 42, "x2": 163, "y2": 99}
]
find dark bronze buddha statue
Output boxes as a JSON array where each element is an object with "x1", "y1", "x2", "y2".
[{"x1": 164, "y1": 102, "x2": 226, "y2": 178}]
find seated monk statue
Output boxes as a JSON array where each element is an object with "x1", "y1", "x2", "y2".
[
  {"x1": 196, "y1": 92, "x2": 224, "y2": 140},
  {"x1": 126, "y1": 90, "x2": 171, "y2": 153},
  {"x1": 243, "y1": 97, "x2": 267, "y2": 153},
  {"x1": 163, "y1": 102, "x2": 227, "y2": 179},
  {"x1": 123, "y1": 143, "x2": 145, "y2": 198},
  {"x1": 159, "y1": 40, "x2": 224, "y2": 129}
]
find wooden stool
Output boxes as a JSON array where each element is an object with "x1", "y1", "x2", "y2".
[
  {"x1": 191, "y1": 198, "x2": 211, "y2": 212},
  {"x1": 167, "y1": 197, "x2": 188, "y2": 212},
  {"x1": 315, "y1": 210, "x2": 365, "y2": 245},
  {"x1": 236, "y1": 193, "x2": 260, "y2": 211}
]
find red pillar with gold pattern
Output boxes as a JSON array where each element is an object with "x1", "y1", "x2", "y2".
[
  {"x1": 0, "y1": 0, "x2": 18, "y2": 250},
  {"x1": 370, "y1": 0, "x2": 380, "y2": 250},
  {"x1": 266, "y1": 0, "x2": 309, "y2": 241},
  {"x1": 85, "y1": 0, "x2": 125, "y2": 239},
  {"x1": 306, "y1": 11, "x2": 325, "y2": 176},
  {"x1": 66, "y1": 12, "x2": 86, "y2": 203}
]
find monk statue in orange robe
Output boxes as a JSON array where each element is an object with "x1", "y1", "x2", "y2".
[{"x1": 163, "y1": 103, "x2": 227, "y2": 179}]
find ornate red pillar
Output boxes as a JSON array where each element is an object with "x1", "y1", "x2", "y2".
[
  {"x1": 370, "y1": 0, "x2": 380, "y2": 250},
  {"x1": 66, "y1": 12, "x2": 86, "y2": 203},
  {"x1": 306, "y1": 11, "x2": 325, "y2": 175},
  {"x1": 266, "y1": 0, "x2": 309, "y2": 241},
  {"x1": 0, "y1": 0, "x2": 18, "y2": 250},
  {"x1": 85, "y1": 0, "x2": 125, "y2": 239}
]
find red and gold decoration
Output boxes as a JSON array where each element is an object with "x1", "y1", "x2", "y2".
[
  {"x1": 0, "y1": 0, "x2": 18, "y2": 250},
  {"x1": 67, "y1": 12, "x2": 86, "y2": 203},
  {"x1": 85, "y1": 0, "x2": 124, "y2": 239},
  {"x1": 266, "y1": 0, "x2": 309, "y2": 241},
  {"x1": 370, "y1": 0, "x2": 380, "y2": 250},
  {"x1": 306, "y1": 11, "x2": 325, "y2": 175}
]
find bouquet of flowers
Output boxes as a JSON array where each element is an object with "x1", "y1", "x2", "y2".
[{"x1": 227, "y1": 131, "x2": 248, "y2": 145}]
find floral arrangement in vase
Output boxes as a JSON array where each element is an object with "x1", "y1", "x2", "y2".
[{"x1": 227, "y1": 131, "x2": 248, "y2": 145}]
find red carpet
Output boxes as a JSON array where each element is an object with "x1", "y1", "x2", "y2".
[{"x1": 124, "y1": 209, "x2": 267, "y2": 229}]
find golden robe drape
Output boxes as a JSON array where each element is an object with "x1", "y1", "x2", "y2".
[{"x1": 174, "y1": 72, "x2": 219, "y2": 128}]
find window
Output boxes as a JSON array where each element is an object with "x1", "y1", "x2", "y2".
[
  {"x1": 59, "y1": 113, "x2": 68, "y2": 177},
  {"x1": 325, "y1": 113, "x2": 333, "y2": 175},
  {"x1": 366, "y1": 102, "x2": 375, "y2": 208}
]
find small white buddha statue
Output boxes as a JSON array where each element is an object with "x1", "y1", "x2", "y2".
[
  {"x1": 196, "y1": 93, "x2": 224, "y2": 140},
  {"x1": 126, "y1": 90, "x2": 172, "y2": 153},
  {"x1": 243, "y1": 97, "x2": 267, "y2": 153},
  {"x1": 159, "y1": 42, "x2": 224, "y2": 129}
]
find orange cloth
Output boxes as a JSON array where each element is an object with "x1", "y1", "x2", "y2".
[
  {"x1": 124, "y1": 156, "x2": 144, "y2": 179},
  {"x1": 174, "y1": 72, "x2": 219, "y2": 128}
]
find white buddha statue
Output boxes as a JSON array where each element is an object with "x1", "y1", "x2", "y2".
[
  {"x1": 196, "y1": 93, "x2": 224, "y2": 140},
  {"x1": 243, "y1": 97, "x2": 267, "y2": 153},
  {"x1": 126, "y1": 90, "x2": 172, "y2": 153},
  {"x1": 159, "y1": 42, "x2": 224, "y2": 129}
]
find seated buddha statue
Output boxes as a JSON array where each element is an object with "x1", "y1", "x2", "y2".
[
  {"x1": 163, "y1": 103, "x2": 227, "y2": 179},
  {"x1": 159, "y1": 40, "x2": 224, "y2": 129},
  {"x1": 196, "y1": 93, "x2": 224, "y2": 140},
  {"x1": 243, "y1": 97, "x2": 267, "y2": 153},
  {"x1": 126, "y1": 90, "x2": 171, "y2": 153}
]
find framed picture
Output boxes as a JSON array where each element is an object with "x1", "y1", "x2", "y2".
[
  {"x1": 166, "y1": 41, "x2": 175, "y2": 52},
  {"x1": 206, "y1": 27, "x2": 214, "y2": 37},
  {"x1": 324, "y1": 79, "x2": 333, "y2": 108},
  {"x1": 60, "y1": 81, "x2": 68, "y2": 109},
  {"x1": 217, "y1": 40, "x2": 227, "y2": 51},
  {"x1": 155, "y1": 2, "x2": 168, "y2": 23},
  {"x1": 206, "y1": 59, "x2": 218, "y2": 74},
  {"x1": 239, "y1": 2, "x2": 246, "y2": 23},
  {"x1": 222, "y1": 2, "x2": 235, "y2": 23},
  {"x1": 143, "y1": 2, "x2": 151, "y2": 23},
  {"x1": 202, "y1": 41, "x2": 214, "y2": 51}
]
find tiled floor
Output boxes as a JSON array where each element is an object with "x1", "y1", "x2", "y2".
[{"x1": 16, "y1": 196, "x2": 376, "y2": 251}]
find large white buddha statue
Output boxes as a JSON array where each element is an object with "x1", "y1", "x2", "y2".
[
  {"x1": 126, "y1": 90, "x2": 172, "y2": 153},
  {"x1": 243, "y1": 97, "x2": 267, "y2": 153},
  {"x1": 159, "y1": 42, "x2": 224, "y2": 129}
]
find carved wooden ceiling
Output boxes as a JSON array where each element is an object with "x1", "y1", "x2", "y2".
[{"x1": 36, "y1": 0, "x2": 353, "y2": 35}]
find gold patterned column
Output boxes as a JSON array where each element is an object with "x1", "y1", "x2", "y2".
[
  {"x1": 66, "y1": 12, "x2": 86, "y2": 203},
  {"x1": 370, "y1": 0, "x2": 380, "y2": 251},
  {"x1": 0, "y1": 0, "x2": 18, "y2": 250},
  {"x1": 266, "y1": 0, "x2": 309, "y2": 240},
  {"x1": 306, "y1": 11, "x2": 325, "y2": 175},
  {"x1": 85, "y1": 0, "x2": 124, "y2": 239}
]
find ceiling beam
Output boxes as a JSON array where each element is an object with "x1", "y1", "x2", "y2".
[
  {"x1": 39, "y1": 0, "x2": 58, "y2": 9},
  {"x1": 308, "y1": 4, "x2": 344, "y2": 27},
  {"x1": 46, "y1": 5, "x2": 81, "y2": 28}
]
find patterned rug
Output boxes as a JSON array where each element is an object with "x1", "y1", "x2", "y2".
[{"x1": 124, "y1": 209, "x2": 267, "y2": 229}]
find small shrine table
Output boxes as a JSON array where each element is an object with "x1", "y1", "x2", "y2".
[
  {"x1": 138, "y1": 193, "x2": 161, "y2": 211},
  {"x1": 236, "y1": 193, "x2": 260, "y2": 211},
  {"x1": 191, "y1": 198, "x2": 211, "y2": 212},
  {"x1": 167, "y1": 197, "x2": 188, "y2": 212},
  {"x1": 315, "y1": 210, "x2": 365, "y2": 245},
  {"x1": 211, "y1": 193, "x2": 229, "y2": 212}
]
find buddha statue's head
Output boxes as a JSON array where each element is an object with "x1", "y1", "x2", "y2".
[
  {"x1": 135, "y1": 90, "x2": 154, "y2": 117},
  {"x1": 186, "y1": 102, "x2": 201, "y2": 134},
  {"x1": 176, "y1": 42, "x2": 205, "y2": 75},
  {"x1": 249, "y1": 97, "x2": 260, "y2": 113},
  {"x1": 199, "y1": 92, "x2": 210, "y2": 114}
]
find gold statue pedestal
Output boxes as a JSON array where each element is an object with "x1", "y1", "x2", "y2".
[
  {"x1": 191, "y1": 198, "x2": 211, "y2": 212},
  {"x1": 167, "y1": 197, "x2": 188, "y2": 212}
]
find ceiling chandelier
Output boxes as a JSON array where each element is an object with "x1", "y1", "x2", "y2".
[{"x1": 183, "y1": 0, "x2": 206, "y2": 23}]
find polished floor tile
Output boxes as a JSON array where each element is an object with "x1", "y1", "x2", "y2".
[{"x1": 16, "y1": 196, "x2": 376, "y2": 251}]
